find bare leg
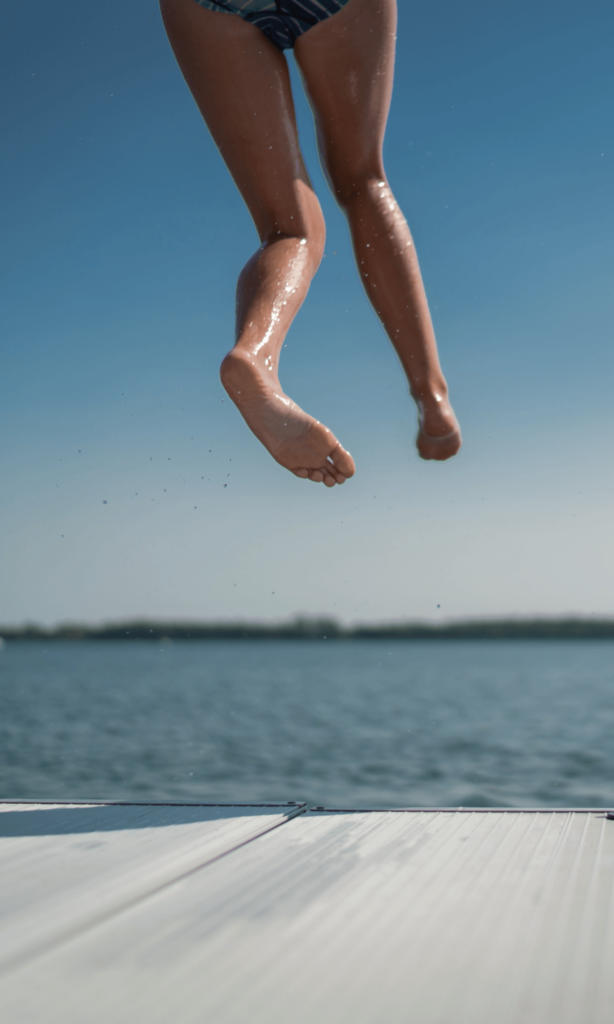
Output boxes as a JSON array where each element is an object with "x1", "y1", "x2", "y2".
[
  {"x1": 295, "y1": 0, "x2": 461, "y2": 460},
  {"x1": 159, "y1": 0, "x2": 355, "y2": 486}
]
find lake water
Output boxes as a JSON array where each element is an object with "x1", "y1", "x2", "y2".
[{"x1": 1, "y1": 640, "x2": 613, "y2": 809}]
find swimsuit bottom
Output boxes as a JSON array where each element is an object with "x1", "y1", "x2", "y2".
[{"x1": 192, "y1": 0, "x2": 352, "y2": 51}]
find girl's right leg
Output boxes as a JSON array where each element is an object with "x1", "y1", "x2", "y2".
[
  {"x1": 295, "y1": 0, "x2": 462, "y2": 461},
  {"x1": 159, "y1": 0, "x2": 355, "y2": 486}
]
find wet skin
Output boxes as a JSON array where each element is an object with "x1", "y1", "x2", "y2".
[{"x1": 160, "y1": 0, "x2": 462, "y2": 487}]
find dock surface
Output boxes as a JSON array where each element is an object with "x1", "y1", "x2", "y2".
[{"x1": 1, "y1": 801, "x2": 613, "y2": 1022}]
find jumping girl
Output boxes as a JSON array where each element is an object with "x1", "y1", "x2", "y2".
[{"x1": 160, "y1": 0, "x2": 462, "y2": 487}]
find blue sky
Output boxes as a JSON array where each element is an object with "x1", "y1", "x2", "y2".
[{"x1": 1, "y1": 0, "x2": 613, "y2": 625}]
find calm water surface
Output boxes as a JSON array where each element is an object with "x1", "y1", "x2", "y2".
[{"x1": 1, "y1": 640, "x2": 613, "y2": 808}]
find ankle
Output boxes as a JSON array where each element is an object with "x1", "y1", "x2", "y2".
[
  {"x1": 220, "y1": 347, "x2": 281, "y2": 405},
  {"x1": 411, "y1": 379, "x2": 450, "y2": 409},
  {"x1": 220, "y1": 348, "x2": 253, "y2": 396}
]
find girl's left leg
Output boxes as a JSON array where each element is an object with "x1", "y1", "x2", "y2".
[{"x1": 160, "y1": 0, "x2": 355, "y2": 486}]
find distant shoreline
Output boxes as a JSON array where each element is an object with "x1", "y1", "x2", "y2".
[{"x1": 2, "y1": 617, "x2": 614, "y2": 641}]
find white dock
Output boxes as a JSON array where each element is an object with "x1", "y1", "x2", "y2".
[{"x1": 1, "y1": 802, "x2": 613, "y2": 1023}]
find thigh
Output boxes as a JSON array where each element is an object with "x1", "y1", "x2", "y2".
[
  {"x1": 293, "y1": 0, "x2": 397, "y2": 193},
  {"x1": 160, "y1": 0, "x2": 317, "y2": 239}
]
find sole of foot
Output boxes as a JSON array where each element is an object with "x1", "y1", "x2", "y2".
[
  {"x1": 414, "y1": 395, "x2": 462, "y2": 461},
  {"x1": 416, "y1": 426, "x2": 462, "y2": 461},
  {"x1": 220, "y1": 349, "x2": 356, "y2": 487}
]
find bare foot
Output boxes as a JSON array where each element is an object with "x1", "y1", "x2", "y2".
[
  {"x1": 220, "y1": 349, "x2": 355, "y2": 487},
  {"x1": 414, "y1": 391, "x2": 462, "y2": 462}
]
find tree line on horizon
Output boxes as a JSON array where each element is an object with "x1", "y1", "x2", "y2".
[{"x1": 2, "y1": 617, "x2": 614, "y2": 641}]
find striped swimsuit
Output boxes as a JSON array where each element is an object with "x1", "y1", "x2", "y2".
[{"x1": 192, "y1": 0, "x2": 352, "y2": 51}]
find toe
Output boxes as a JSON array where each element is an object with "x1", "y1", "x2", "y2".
[
  {"x1": 309, "y1": 465, "x2": 337, "y2": 487},
  {"x1": 327, "y1": 460, "x2": 347, "y2": 485},
  {"x1": 329, "y1": 443, "x2": 355, "y2": 479},
  {"x1": 325, "y1": 462, "x2": 346, "y2": 485}
]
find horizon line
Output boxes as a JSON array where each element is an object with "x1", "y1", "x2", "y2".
[{"x1": 3, "y1": 614, "x2": 614, "y2": 641}]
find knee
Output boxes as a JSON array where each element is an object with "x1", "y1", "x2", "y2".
[
  {"x1": 301, "y1": 215, "x2": 326, "y2": 270},
  {"x1": 299, "y1": 190, "x2": 326, "y2": 267},
  {"x1": 261, "y1": 198, "x2": 325, "y2": 270},
  {"x1": 261, "y1": 227, "x2": 325, "y2": 276},
  {"x1": 328, "y1": 167, "x2": 387, "y2": 211}
]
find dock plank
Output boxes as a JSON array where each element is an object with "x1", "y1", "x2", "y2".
[
  {"x1": 0, "y1": 809, "x2": 612, "y2": 1023},
  {"x1": 0, "y1": 800, "x2": 303, "y2": 972}
]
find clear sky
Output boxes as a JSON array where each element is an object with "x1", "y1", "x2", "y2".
[{"x1": 2, "y1": 0, "x2": 613, "y2": 626}]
